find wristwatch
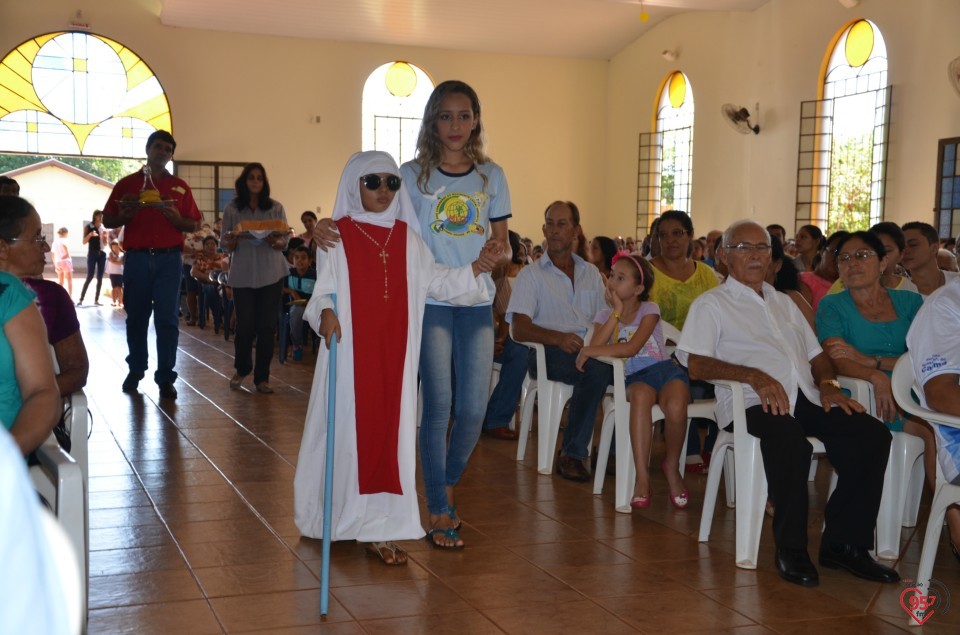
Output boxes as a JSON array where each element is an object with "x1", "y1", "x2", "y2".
[{"x1": 820, "y1": 379, "x2": 841, "y2": 391}]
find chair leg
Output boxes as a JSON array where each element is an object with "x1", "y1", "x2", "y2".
[
  {"x1": 516, "y1": 378, "x2": 537, "y2": 462},
  {"x1": 734, "y1": 437, "x2": 767, "y2": 569},
  {"x1": 910, "y1": 483, "x2": 954, "y2": 625},
  {"x1": 699, "y1": 430, "x2": 733, "y2": 542},
  {"x1": 593, "y1": 410, "x2": 614, "y2": 495}
]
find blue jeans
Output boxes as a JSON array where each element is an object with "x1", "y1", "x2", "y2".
[
  {"x1": 289, "y1": 303, "x2": 307, "y2": 347},
  {"x1": 79, "y1": 250, "x2": 106, "y2": 302},
  {"x1": 123, "y1": 250, "x2": 183, "y2": 384},
  {"x1": 199, "y1": 283, "x2": 222, "y2": 330},
  {"x1": 483, "y1": 336, "x2": 528, "y2": 430},
  {"x1": 419, "y1": 304, "x2": 493, "y2": 515},
  {"x1": 527, "y1": 346, "x2": 613, "y2": 461}
]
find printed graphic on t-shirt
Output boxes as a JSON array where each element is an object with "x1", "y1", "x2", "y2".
[{"x1": 431, "y1": 191, "x2": 486, "y2": 236}]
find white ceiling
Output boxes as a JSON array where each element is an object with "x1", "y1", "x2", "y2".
[{"x1": 159, "y1": 0, "x2": 770, "y2": 60}]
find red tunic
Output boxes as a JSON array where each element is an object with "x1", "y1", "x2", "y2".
[{"x1": 338, "y1": 219, "x2": 409, "y2": 495}]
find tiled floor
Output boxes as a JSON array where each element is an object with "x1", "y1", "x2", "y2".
[{"x1": 75, "y1": 304, "x2": 960, "y2": 633}]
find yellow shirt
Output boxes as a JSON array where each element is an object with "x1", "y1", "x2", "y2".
[{"x1": 649, "y1": 260, "x2": 720, "y2": 329}]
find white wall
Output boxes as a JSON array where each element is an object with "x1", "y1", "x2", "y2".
[
  {"x1": 604, "y1": 0, "x2": 960, "y2": 239},
  {"x1": 1, "y1": 0, "x2": 607, "y2": 240},
  {"x1": 4, "y1": 0, "x2": 960, "y2": 243}
]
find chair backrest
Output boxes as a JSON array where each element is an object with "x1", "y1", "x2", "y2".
[
  {"x1": 892, "y1": 353, "x2": 960, "y2": 429},
  {"x1": 661, "y1": 320, "x2": 681, "y2": 348}
]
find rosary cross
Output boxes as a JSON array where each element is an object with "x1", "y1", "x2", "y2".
[{"x1": 378, "y1": 249, "x2": 389, "y2": 265}]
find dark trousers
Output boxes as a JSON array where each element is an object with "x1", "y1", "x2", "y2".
[
  {"x1": 232, "y1": 280, "x2": 283, "y2": 384},
  {"x1": 745, "y1": 392, "x2": 891, "y2": 550},
  {"x1": 527, "y1": 346, "x2": 612, "y2": 460},
  {"x1": 79, "y1": 250, "x2": 106, "y2": 302}
]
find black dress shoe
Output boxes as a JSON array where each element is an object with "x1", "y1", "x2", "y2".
[
  {"x1": 158, "y1": 381, "x2": 178, "y2": 399},
  {"x1": 556, "y1": 455, "x2": 590, "y2": 482},
  {"x1": 775, "y1": 548, "x2": 819, "y2": 587},
  {"x1": 121, "y1": 373, "x2": 141, "y2": 394},
  {"x1": 482, "y1": 427, "x2": 519, "y2": 440},
  {"x1": 818, "y1": 544, "x2": 900, "y2": 583}
]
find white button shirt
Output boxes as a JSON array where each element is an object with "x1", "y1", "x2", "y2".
[
  {"x1": 675, "y1": 276, "x2": 823, "y2": 427},
  {"x1": 506, "y1": 253, "x2": 606, "y2": 338}
]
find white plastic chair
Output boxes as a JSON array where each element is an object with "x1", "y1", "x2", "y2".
[
  {"x1": 30, "y1": 437, "x2": 87, "y2": 626},
  {"x1": 891, "y1": 353, "x2": 960, "y2": 625},
  {"x1": 39, "y1": 506, "x2": 84, "y2": 635},
  {"x1": 591, "y1": 322, "x2": 716, "y2": 512},
  {"x1": 512, "y1": 322, "x2": 575, "y2": 474}
]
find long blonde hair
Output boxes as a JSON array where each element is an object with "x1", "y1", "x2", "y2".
[{"x1": 414, "y1": 80, "x2": 489, "y2": 194}]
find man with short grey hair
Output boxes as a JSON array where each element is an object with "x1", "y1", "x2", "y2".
[{"x1": 675, "y1": 220, "x2": 898, "y2": 588}]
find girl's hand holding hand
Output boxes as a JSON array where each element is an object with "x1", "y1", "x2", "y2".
[{"x1": 472, "y1": 242, "x2": 501, "y2": 275}]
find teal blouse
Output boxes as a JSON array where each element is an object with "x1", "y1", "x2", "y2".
[
  {"x1": 0, "y1": 272, "x2": 37, "y2": 430},
  {"x1": 815, "y1": 288, "x2": 923, "y2": 431}
]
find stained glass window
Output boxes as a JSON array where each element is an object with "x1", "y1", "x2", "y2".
[
  {"x1": 361, "y1": 62, "x2": 434, "y2": 166},
  {"x1": 0, "y1": 31, "x2": 171, "y2": 158}
]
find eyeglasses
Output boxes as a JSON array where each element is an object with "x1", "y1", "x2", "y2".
[
  {"x1": 7, "y1": 235, "x2": 48, "y2": 246},
  {"x1": 724, "y1": 242, "x2": 771, "y2": 254},
  {"x1": 837, "y1": 249, "x2": 878, "y2": 263},
  {"x1": 361, "y1": 174, "x2": 402, "y2": 192},
  {"x1": 657, "y1": 229, "x2": 687, "y2": 241}
]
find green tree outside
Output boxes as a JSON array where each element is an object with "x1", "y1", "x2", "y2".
[
  {"x1": 0, "y1": 153, "x2": 141, "y2": 184},
  {"x1": 827, "y1": 134, "x2": 873, "y2": 234}
]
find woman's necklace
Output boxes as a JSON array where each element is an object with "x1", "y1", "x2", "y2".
[
  {"x1": 854, "y1": 289, "x2": 887, "y2": 320},
  {"x1": 349, "y1": 218, "x2": 395, "y2": 301}
]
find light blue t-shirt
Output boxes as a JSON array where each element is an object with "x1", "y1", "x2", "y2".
[
  {"x1": 399, "y1": 160, "x2": 511, "y2": 306},
  {"x1": 0, "y1": 271, "x2": 35, "y2": 430}
]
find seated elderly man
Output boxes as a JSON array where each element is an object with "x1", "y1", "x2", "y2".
[
  {"x1": 676, "y1": 220, "x2": 898, "y2": 587},
  {"x1": 907, "y1": 275, "x2": 960, "y2": 551},
  {"x1": 507, "y1": 200, "x2": 610, "y2": 481}
]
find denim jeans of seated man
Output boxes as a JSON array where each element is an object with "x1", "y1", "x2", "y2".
[
  {"x1": 526, "y1": 347, "x2": 613, "y2": 461},
  {"x1": 483, "y1": 336, "x2": 528, "y2": 431},
  {"x1": 123, "y1": 250, "x2": 183, "y2": 385}
]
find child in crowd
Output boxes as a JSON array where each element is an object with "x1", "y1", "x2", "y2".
[
  {"x1": 105, "y1": 239, "x2": 124, "y2": 308},
  {"x1": 294, "y1": 151, "x2": 500, "y2": 566},
  {"x1": 51, "y1": 227, "x2": 73, "y2": 296},
  {"x1": 576, "y1": 253, "x2": 691, "y2": 509},
  {"x1": 283, "y1": 245, "x2": 317, "y2": 361}
]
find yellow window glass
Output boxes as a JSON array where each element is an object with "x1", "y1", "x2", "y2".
[{"x1": 0, "y1": 31, "x2": 171, "y2": 158}]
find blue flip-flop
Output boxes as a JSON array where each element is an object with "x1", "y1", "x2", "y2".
[{"x1": 425, "y1": 528, "x2": 464, "y2": 550}]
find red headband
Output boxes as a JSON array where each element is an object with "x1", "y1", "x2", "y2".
[{"x1": 611, "y1": 250, "x2": 645, "y2": 288}]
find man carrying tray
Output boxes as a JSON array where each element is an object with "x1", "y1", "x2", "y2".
[{"x1": 103, "y1": 130, "x2": 201, "y2": 399}]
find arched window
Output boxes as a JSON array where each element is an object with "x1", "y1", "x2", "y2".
[
  {"x1": 636, "y1": 71, "x2": 694, "y2": 240},
  {"x1": 0, "y1": 31, "x2": 171, "y2": 158},
  {"x1": 796, "y1": 19, "x2": 890, "y2": 234},
  {"x1": 361, "y1": 62, "x2": 434, "y2": 166}
]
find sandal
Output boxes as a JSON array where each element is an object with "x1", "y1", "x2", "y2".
[
  {"x1": 630, "y1": 493, "x2": 651, "y2": 509},
  {"x1": 448, "y1": 504, "x2": 462, "y2": 531},
  {"x1": 364, "y1": 541, "x2": 408, "y2": 566},
  {"x1": 425, "y1": 528, "x2": 464, "y2": 550},
  {"x1": 662, "y1": 460, "x2": 689, "y2": 509}
]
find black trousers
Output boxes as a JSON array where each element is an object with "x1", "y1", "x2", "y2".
[
  {"x1": 232, "y1": 279, "x2": 283, "y2": 384},
  {"x1": 744, "y1": 392, "x2": 891, "y2": 550}
]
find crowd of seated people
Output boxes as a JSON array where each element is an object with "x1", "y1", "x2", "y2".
[{"x1": 489, "y1": 212, "x2": 960, "y2": 585}]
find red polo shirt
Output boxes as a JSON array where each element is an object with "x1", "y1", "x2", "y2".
[{"x1": 103, "y1": 170, "x2": 201, "y2": 250}]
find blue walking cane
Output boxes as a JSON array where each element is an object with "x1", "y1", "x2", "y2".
[{"x1": 320, "y1": 295, "x2": 337, "y2": 617}]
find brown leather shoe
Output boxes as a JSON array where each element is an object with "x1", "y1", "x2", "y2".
[
  {"x1": 556, "y1": 455, "x2": 590, "y2": 482},
  {"x1": 483, "y1": 427, "x2": 519, "y2": 440}
]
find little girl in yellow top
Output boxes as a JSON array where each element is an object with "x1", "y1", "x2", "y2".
[{"x1": 576, "y1": 253, "x2": 691, "y2": 509}]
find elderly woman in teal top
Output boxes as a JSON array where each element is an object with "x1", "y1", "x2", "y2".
[
  {"x1": 0, "y1": 196, "x2": 63, "y2": 455},
  {"x1": 815, "y1": 230, "x2": 960, "y2": 551}
]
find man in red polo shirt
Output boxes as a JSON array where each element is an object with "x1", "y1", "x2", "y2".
[{"x1": 103, "y1": 131, "x2": 201, "y2": 399}]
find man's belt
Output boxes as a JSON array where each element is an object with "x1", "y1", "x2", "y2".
[{"x1": 126, "y1": 246, "x2": 182, "y2": 255}]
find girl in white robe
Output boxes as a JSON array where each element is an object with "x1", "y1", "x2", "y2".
[{"x1": 294, "y1": 151, "x2": 499, "y2": 564}]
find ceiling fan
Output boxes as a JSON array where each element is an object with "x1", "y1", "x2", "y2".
[
  {"x1": 720, "y1": 104, "x2": 760, "y2": 135},
  {"x1": 949, "y1": 56, "x2": 960, "y2": 97}
]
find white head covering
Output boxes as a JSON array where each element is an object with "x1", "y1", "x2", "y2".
[{"x1": 331, "y1": 151, "x2": 419, "y2": 233}]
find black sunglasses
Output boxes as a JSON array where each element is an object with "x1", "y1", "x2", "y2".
[{"x1": 361, "y1": 174, "x2": 402, "y2": 192}]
